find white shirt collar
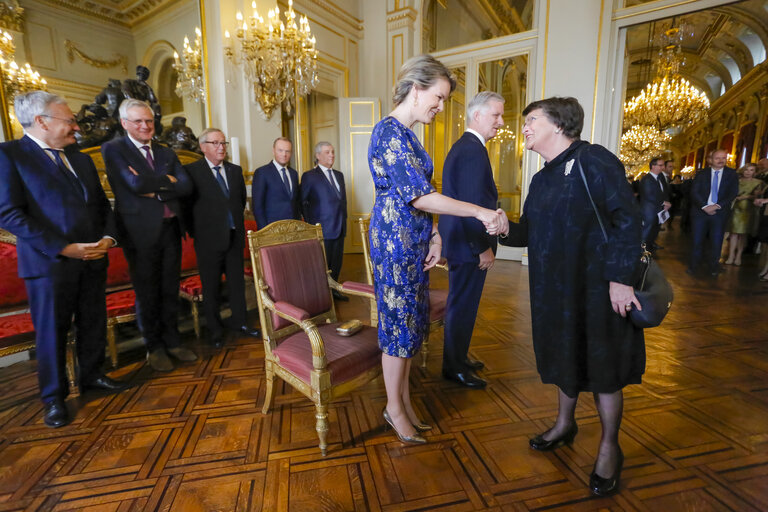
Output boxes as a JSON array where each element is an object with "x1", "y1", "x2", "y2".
[
  {"x1": 273, "y1": 160, "x2": 288, "y2": 171},
  {"x1": 25, "y1": 132, "x2": 57, "y2": 150},
  {"x1": 127, "y1": 134, "x2": 152, "y2": 151},
  {"x1": 466, "y1": 128, "x2": 486, "y2": 146},
  {"x1": 712, "y1": 167, "x2": 723, "y2": 172},
  {"x1": 205, "y1": 157, "x2": 225, "y2": 170},
  {"x1": 318, "y1": 164, "x2": 332, "y2": 173}
]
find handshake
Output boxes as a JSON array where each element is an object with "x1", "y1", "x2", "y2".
[{"x1": 479, "y1": 208, "x2": 509, "y2": 236}]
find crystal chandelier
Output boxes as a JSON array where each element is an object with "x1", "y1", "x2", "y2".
[
  {"x1": 623, "y1": 26, "x2": 709, "y2": 133},
  {"x1": 173, "y1": 27, "x2": 205, "y2": 103},
  {"x1": 0, "y1": 30, "x2": 47, "y2": 100},
  {"x1": 619, "y1": 125, "x2": 671, "y2": 175},
  {"x1": 224, "y1": 0, "x2": 318, "y2": 119}
]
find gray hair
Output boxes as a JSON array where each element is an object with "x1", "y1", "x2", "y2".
[
  {"x1": 392, "y1": 54, "x2": 456, "y2": 106},
  {"x1": 313, "y1": 141, "x2": 332, "y2": 156},
  {"x1": 118, "y1": 98, "x2": 152, "y2": 119},
  {"x1": 466, "y1": 91, "x2": 505, "y2": 122},
  {"x1": 199, "y1": 127, "x2": 224, "y2": 143},
  {"x1": 14, "y1": 91, "x2": 67, "y2": 128}
]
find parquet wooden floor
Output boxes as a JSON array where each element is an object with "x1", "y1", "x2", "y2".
[{"x1": 1, "y1": 226, "x2": 767, "y2": 511}]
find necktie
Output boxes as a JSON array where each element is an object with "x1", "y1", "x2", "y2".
[
  {"x1": 213, "y1": 166, "x2": 229, "y2": 196},
  {"x1": 326, "y1": 169, "x2": 341, "y2": 198},
  {"x1": 711, "y1": 170, "x2": 720, "y2": 203},
  {"x1": 45, "y1": 148, "x2": 86, "y2": 200},
  {"x1": 214, "y1": 166, "x2": 235, "y2": 229},
  {"x1": 280, "y1": 167, "x2": 291, "y2": 194},
  {"x1": 141, "y1": 145, "x2": 155, "y2": 170}
]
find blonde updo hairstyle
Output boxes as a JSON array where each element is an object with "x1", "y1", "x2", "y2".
[{"x1": 392, "y1": 54, "x2": 457, "y2": 106}]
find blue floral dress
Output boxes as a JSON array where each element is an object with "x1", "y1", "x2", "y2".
[{"x1": 368, "y1": 117, "x2": 436, "y2": 358}]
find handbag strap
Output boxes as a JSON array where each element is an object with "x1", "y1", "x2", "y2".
[
  {"x1": 574, "y1": 146, "x2": 651, "y2": 288},
  {"x1": 572, "y1": 148, "x2": 608, "y2": 243}
]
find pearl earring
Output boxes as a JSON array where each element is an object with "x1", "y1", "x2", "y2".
[{"x1": 555, "y1": 128, "x2": 561, "y2": 134}]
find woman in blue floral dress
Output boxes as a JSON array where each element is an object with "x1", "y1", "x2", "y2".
[{"x1": 368, "y1": 55, "x2": 507, "y2": 444}]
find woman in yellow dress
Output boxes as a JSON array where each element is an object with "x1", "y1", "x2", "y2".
[{"x1": 725, "y1": 163, "x2": 763, "y2": 266}]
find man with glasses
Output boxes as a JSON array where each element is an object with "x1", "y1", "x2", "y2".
[
  {"x1": 638, "y1": 157, "x2": 671, "y2": 252},
  {"x1": 0, "y1": 91, "x2": 126, "y2": 428},
  {"x1": 183, "y1": 128, "x2": 260, "y2": 348},
  {"x1": 102, "y1": 99, "x2": 195, "y2": 372},
  {"x1": 251, "y1": 137, "x2": 301, "y2": 229}
]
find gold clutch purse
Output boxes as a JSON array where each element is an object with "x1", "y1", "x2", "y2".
[{"x1": 336, "y1": 319, "x2": 363, "y2": 336}]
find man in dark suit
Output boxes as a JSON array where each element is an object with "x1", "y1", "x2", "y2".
[
  {"x1": 102, "y1": 99, "x2": 196, "y2": 372},
  {"x1": 638, "y1": 157, "x2": 671, "y2": 251},
  {"x1": 301, "y1": 142, "x2": 348, "y2": 301},
  {"x1": 183, "y1": 128, "x2": 260, "y2": 348},
  {"x1": 688, "y1": 149, "x2": 738, "y2": 276},
  {"x1": 251, "y1": 137, "x2": 301, "y2": 228},
  {"x1": 0, "y1": 91, "x2": 126, "y2": 428},
  {"x1": 438, "y1": 91, "x2": 505, "y2": 389}
]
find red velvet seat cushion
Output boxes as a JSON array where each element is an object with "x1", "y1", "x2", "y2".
[
  {"x1": 0, "y1": 242, "x2": 27, "y2": 308},
  {"x1": 273, "y1": 323, "x2": 380, "y2": 385},
  {"x1": 429, "y1": 289, "x2": 448, "y2": 322},
  {"x1": 106, "y1": 247, "x2": 132, "y2": 287},
  {"x1": 180, "y1": 236, "x2": 198, "y2": 272},
  {"x1": 180, "y1": 275, "x2": 203, "y2": 297},
  {"x1": 106, "y1": 290, "x2": 136, "y2": 318},
  {"x1": 259, "y1": 240, "x2": 331, "y2": 330},
  {"x1": 0, "y1": 312, "x2": 35, "y2": 349}
]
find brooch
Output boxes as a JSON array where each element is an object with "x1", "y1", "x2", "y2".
[{"x1": 564, "y1": 159, "x2": 574, "y2": 176}]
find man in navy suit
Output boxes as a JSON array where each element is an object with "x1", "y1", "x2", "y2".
[
  {"x1": 0, "y1": 91, "x2": 125, "y2": 428},
  {"x1": 638, "y1": 157, "x2": 671, "y2": 251},
  {"x1": 251, "y1": 137, "x2": 301, "y2": 228},
  {"x1": 301, "y1": 142, "x2": 348, "y2": 301},
  {"x1": 438, "y1": 92, "x2": 505, "y2": 389},
  {"x1": 688, "y1": 149, "x2": 738, "y2": 276},
  {"x1": 183, "y1": 128, "x2": 260, "y2": 348},
  {"x1": 102, "y1": 99, "x2": 196, "y2": 372}
]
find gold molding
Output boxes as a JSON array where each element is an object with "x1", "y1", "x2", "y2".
[
  {"x1": 303, "y1": 0, "x2": 363, "y2": 33},
  {"x1": 65, "y1": 40, "x2": 128, "y2": 73},
  {"x1": 590, "y1": 0, "x2": 605, "y2": 141},
  {"x1": 0, "y1": 0, "x2": 23, "y2": 32}
]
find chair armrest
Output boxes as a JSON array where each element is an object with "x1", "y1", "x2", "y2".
[
  {"x1": 273, "y1": 301, "x2": 310, "y2": 321},
  {"x1": 340, "y1": 281, "x2": 375, "y2": 300}
]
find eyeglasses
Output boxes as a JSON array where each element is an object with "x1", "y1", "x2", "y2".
[
  {"x1": 41, "y1": 115, "x2": 78, "y2": 126},
  {"x1": 124, "y1": 118, "x2": 154, "y2": 126},
  {"x1": 204, "y1": 141, "x2": 229, "y2": 147}
]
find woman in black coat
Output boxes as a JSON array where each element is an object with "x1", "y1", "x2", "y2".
[{"x1": 501, "y1": 97, "x2": 643, "y2": 496}]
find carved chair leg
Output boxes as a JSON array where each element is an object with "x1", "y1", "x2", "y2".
[
  {"x1": 106, "y1": 321, "x2": 118, "y2": 368},
  {"x1": 66, "y1": 329, "x2": 80, "y2": 397},
  {"x1": 261, "y1": 361, "x2": 276, "y2": 414},
  {"x1": 191, "y1": 302, "x2": 201, "y2": 338},
  {"x1": 315, "y1": 402, "x2": 329, "y2": 456}
]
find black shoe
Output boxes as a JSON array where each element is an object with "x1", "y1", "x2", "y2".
[
  {"x1": 236, "y1": 325, "x2": 261, "y2": 338},
  {"x1": 82, "y1": 375, "x2": 128, "y2": 392},
  {"x1": 210, "y1": 335, "x2": 224, "y2": 349},
  {"x1": 711, "y1": 266, "x2": 724, "y2": 276},
  {"x1": 332, "y1": 290, "x2": 349, "y2": 302},
  {"x1": 442, "y1": 369, "x2": 487, "y2": 388},
  {"x1": 43, "y1": 399, "x2": 70, "y2": 428},
  {"x1": 685, "y1": 267, "x2": 695, "y2": 275},
  {"x1": 463, "y1": 357, "x2": 484, "y2": 371},
  {"x1": 529, "y1": 424, "x2": 578, "y2": 451},
  {"x1": 652, "y1": 243, "x2": 664, "y2": 250},
  {"x1": 589, "y1": 449, "x2": 624, "y2": 497}
]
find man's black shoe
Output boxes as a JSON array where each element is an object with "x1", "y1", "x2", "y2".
[
  {"x1": 332, "y1": 290, "x2": 349, "y2": 302},
  {"x1": 83, "y1": 375, "x2": 128, "y2": 392},
  {"x1": 442, "y1": 369, "x2": 487, "y2": 389},
  {"x1": 685, "y1": 267, "x2": 695, "y2": 275},
  {"x1": 237, "y1": 326, "x2": 261, "y2": 338},
  {"x1": 210, "y1": 335, "x2": 224, "y2": 349},
  {"x1": 43, "y1": 399, "x2": 70, "y2": 428},
  {"x1": 463, "y1": 358, "x2": 484, "y2": 371}
]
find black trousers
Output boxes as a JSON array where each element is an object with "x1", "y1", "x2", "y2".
[
  {"x1": 124, "y1": 218, "x2": 182, "y2": 351},
  {"x1": 442, "y1": 261, "x2": 487, "y2": 372},
  {"x1": 689, "y1": 210, "x2": 728, "y2": 271},
  {"x1": 26, "y1": 258, "x2": 107, "y2": 403},
  {"x1": 197, "y1": 229, "x2": 248, "y2": 337},
  {"x1": 324, "y1": 235, "x2": 345, "y2": 282}
]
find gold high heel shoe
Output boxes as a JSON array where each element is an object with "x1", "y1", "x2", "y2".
[
  {"x1": 382, "y1": 408, "x2": 427, "y2": 444},
  {"x1": 412, "y1": 420, "x2": 433, "y2": 432}
]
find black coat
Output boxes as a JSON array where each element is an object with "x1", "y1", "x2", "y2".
[{"x1": 501, "y1": 141, "x2": 645, "y2": 396}]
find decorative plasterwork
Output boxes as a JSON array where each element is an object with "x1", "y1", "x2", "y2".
[
  {"x1": 34, "y1": 0, "x2": 181, "y2": 28},
  {"x1": 0, "y1": 0, "x2": 23, "y2": 31},
  {"x1": 386, "y1": 7, "x2": 417, "y2": 30},
  {"x1": 302, "y1": 0, "x2": 363, "y2": 35},
  {"x1": 65, "y1": 40, "x2": 128, "y2": 73}
]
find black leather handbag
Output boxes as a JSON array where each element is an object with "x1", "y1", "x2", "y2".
[{"x1": 575, "y1": 156, "x2": 673, "y2": 328}]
